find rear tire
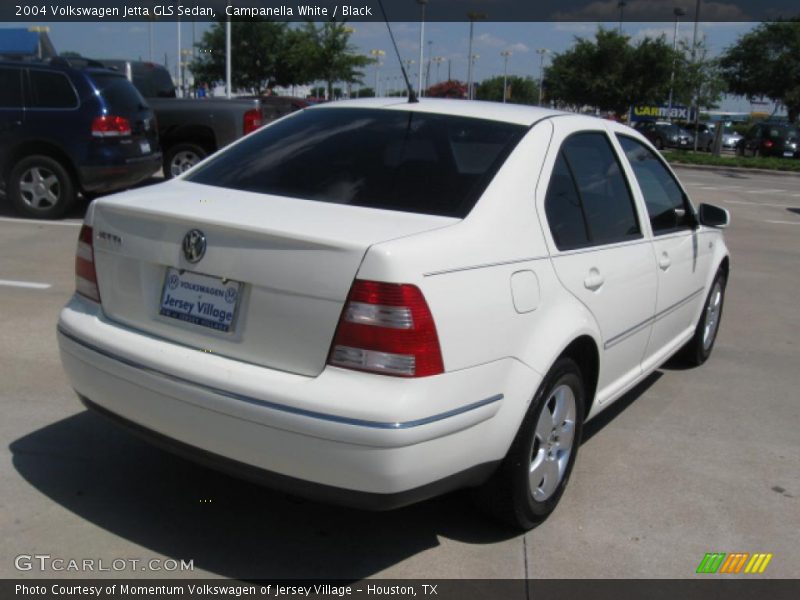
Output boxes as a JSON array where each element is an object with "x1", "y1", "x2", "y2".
[
  {"x1": 7, "y1": 155, "x2": 75, "y2": 219},
  {"x1": 164, "y1": 143, "x2": 208, "y2": 179},
  {"x1": 679, "y1": 270, "x2": 727, "y2": 366},
  {"x1": 474, "y1": 357, "x2": 585, "y2": 530}
]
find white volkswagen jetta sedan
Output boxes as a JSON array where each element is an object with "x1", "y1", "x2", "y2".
[{"x1": 58, "y1": 99, "x2": 730, "y2": 529}]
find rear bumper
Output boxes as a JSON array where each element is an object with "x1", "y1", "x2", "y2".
[
  {"x1": 57, "y1": 296, "x2": 537, "y2": 505},
  {"x1": 79, "y1": 152, "x2": 162, "y2": 193}
]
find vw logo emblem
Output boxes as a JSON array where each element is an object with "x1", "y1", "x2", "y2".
[{"x1": 182, "y1": 229, "x2": 206, "y2": 263}]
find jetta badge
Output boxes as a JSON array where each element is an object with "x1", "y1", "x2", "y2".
[{"x1": 182, "y1": 229, "x2": 206, "y2": 263}]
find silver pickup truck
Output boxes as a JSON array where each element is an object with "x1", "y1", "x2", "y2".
[{"x1": 96, "y1": 60, "x2": 299, "y2": 177}]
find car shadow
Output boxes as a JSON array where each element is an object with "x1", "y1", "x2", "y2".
[
  {"x1": 787, "y1": 207, "x2": 800, "y2": 217},
  {"x1": 11, "y1": 374, "x2": 659, "y2": 579}
]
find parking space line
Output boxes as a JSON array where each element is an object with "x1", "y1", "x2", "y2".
[
  {"x1": 0, "y1": 279, "x2": 52, "y2": 290},
  {"x1": 764, "y1": 220, "x2": 800, "y2": 225},
  {"x1": 0, "y1": 217, "x2": 81, "y2": 227},
  {"x1": 745, "y1": 189, "x2": 786, "y2": 195}
]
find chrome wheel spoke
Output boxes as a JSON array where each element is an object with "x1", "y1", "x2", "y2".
[
  {"x1": 559, "y1": 420, "x2": 575, "y2": 450},
  {"x1": 531, "y1": 455, "x2": 560, "y2": 501},
  {"x1": 535, "y1": 405, "x2": 554, "y2": 441}
]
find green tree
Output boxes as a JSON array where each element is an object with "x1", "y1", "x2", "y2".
[
  {"x1": 720, "y1": 19, "x2": 800, "y2": 122},
  {"x1": 190, "y1": 19, "x2": 296, "y2": 94},
  {"x1": 299, "y1": 22, "x2": 371, "y2": 101},
  {"x1": 545, "y1": 28, "x2": 681, "y2": 116},
  {"x1": 674, "y1": 39, "x2": 726, "y2": 110},
  {"x1": 476, "y1": 75, "x2": 539, "y2": 104}
]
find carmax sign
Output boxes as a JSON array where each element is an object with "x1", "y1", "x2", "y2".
[{"x1": 631, "y1": 105, "x2": 696, "y2": 122}]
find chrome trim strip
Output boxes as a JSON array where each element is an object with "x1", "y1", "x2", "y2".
[
  {"x1": 424, "y1": 256, "x2": 548, "y2": 277},
  {"x1": 57, "y1": 327, "x2": 503, "y2": 430},
  {"x1": 604, "y1": 287, "x2": 705, "y2": 350}
]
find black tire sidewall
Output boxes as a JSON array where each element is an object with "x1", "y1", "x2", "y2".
[
  {"x1": 509, "y1": 358, "x2": 586, "y2": 526},
  {"x1": 8, "y1": 155, "x2": 75, "y2": 219}
]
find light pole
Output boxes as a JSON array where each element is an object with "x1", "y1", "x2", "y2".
[
  {"x1": 176, "y1": 17, "x2": 182, "y2": 96},
  {"x1": 536, "y1": 48, "x2": 549, "y2": 107},
  {"x1": 425, "y1": 40, "x2": 433, "y2": 91},
  {"x1": 500, "y1": 50, "x2": 512, "y2": 103},
  {"x1": 432, "y1": 56, "x2": 445, "y2": 84},
  {"x1": 225, "y1": 1, "x2": 232, "y2": 99},
  {"x1": 417, "y1": 0, "x2": 428, "y2": 97},
  {"x1": 466, "y1": 12, "x2": 487, "y2": 100},
  {"x1": 370, "y1": 49, "x2": 385, "y2": 97},
  {"x1": 617, "y1": 1, "x2": 627, "y2": 34},
  {"x1": 470, "y1": 54, "x2": 479, "y2": 98},
  {"x1": 667, "y1": 7, "x2": 686, "y2": 121}
]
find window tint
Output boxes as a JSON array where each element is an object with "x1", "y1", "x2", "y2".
[
  {"x1": 545, "y1": 153, "x2": 590, "y2": 250},
  {"x1": 0, "y1": 67, "x2": 23, "y2": 108},
  {"x1": 559, "y1": 132, "x2": 641, "y2": 246},
  {"x1": 187, "y1": 108, "x2": 527, "y2": 218},
  {"x1": 28, "y1": 70, "x2": 77, "y2": 108},
  {"x1": 89, "y1": 73, "x2": 147, "y2": 112},
  {"x1": 617, "y1": 135, "x2": 691, "y2": 234},
  {"x1": 131, "y1": 64, "x2": 176, "y2": 98}
]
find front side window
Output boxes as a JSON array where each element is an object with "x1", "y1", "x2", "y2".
[
  {"x1": 28, "y1": 70, "x2": 78, "y2": 109},
  {"x1": 617, "y1": 134, "x2": 692, "y2": 234},
  {"x1": 187, "y1": 108, "x2": 527, "y2": 218},
  {"x1": 0, "y1": 67, "x2": 23, "y2": 108}
]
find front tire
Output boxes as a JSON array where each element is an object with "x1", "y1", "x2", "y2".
[
  {"x1": 475, "y1": 357, "x2": 585, "y2": 530},
  {"x1": 680, "y1": 270, "x2": 727, "y2": 366},
  {"x1": 7, "y1": 155, "x2": 75, "y2": 219}
]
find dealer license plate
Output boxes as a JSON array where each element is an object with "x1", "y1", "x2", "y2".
[
  {"x1": 783, "y1": 151, "x2": 794, "y2": 158},
  {"x1": 159, "y1": 267, "x2": 241, "y2": 333}
]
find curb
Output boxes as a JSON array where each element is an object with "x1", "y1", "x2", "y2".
[{"x1": 667, "y1": 161, "x2": 800, "y2": 178}]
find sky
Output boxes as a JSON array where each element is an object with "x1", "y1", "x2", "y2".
[{"x1": 3, "y1": 20, "x2": 760, "y2": 110}]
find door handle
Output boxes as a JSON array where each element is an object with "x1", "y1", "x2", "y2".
[
  {"x1": 583, "y1": 268, "x2": 604, "y2": 291},
  {"x1": 658, "y1": 252, "x2": 671, "y2": 271}
]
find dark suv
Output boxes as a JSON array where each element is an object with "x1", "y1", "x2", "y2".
[
  {"x1": 0, "y1": 59, "x2": 161, "y2": 218},
  {"x1": 737, "y1": 122, "x2": 799, "y2": 158}
]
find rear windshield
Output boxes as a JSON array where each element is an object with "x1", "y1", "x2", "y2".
[
  {"x1": 186, "y1": 108, "x2": 528, "y2": 217},
  {"x1": 88, "y1": 72, "x2": 147, "y2": 112}
]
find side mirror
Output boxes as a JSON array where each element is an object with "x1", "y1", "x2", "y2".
[{"x1": 698, "y1": 203, "x2": 730, "y2": 228}]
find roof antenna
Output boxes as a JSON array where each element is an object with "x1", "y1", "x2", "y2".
[{"x1": 377, "y1": 0, "x2": 418, "y2": 103}]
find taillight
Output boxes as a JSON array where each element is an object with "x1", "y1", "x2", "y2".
[
  {"x1": 327, "y1": 280, "x2": 444, "y2": 377},
  {"x1": 75, "y1": 225, "x2": 100, "y2": 303},
  {"x1": 763, "y1": 139, "x2": 774, "y2": 149},
  {"x1": 243, "y1": 108, "x2": 262, "y2": 135},
  {"x1": 91, "y1": 115, "x2": 132, "y2": 137}
]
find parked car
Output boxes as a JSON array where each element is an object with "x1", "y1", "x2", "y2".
[
  {"x1": 737, "y1": 122, "x2": 799, "y2": 158},
  {"x1": 683, "y1": 122, "x2": 715, "y2": 151},
  {"x1": 94, "y1": 59, "x2": 266, "y2": 177},
  {"x1": 260, "y1": 95, "x2": 310, "y2": 121},
  {"x1": 57, "y1": 99, "x2": 730, "y2": 529},
  {"x1": 720, "y1": 125, "x2": 743, "y2": 149},
  {"x1": 0, "y1": 59, "x2": 160, "y2": 218},
  {"x1": 635, "y1": 121, "x2": 693, "y2": 150}
]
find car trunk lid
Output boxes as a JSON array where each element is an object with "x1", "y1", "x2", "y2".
[{"x1": 90, "y1": 180, "x2": 457, "y2": 376}]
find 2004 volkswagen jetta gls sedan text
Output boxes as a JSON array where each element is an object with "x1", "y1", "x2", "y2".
[{"x1": 57, "y1": 99, "x2": 730, "y2": 529}]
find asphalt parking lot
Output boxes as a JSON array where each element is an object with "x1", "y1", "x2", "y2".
[{"x1": 0, "y1": 166, "x2": 798, "y2": 581}]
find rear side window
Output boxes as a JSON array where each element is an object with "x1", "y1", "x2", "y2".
[
  {"x1": 544, "y1": 154, "x2": 590, "y2": 250},
  {"x1": 557, "y1": 132, "x2": 641, "y2": 247},
  {"x1": 89, "y1": 73, "x2": 147, "y2": 112},
  {"x1": 28, "y1": 70, "x2": 77, "y2": 108},
  {"x1": 131, "y1": 64, "x2": 176, "y2": 98},
  {"x1": 187, "y1": 108, "x2": 527, "y2": 218},
  {"x1": 0, "y1": 67, "x2": 23, "y2": 108},
  {"x1": 617, "y1": 135, "x2": 692, "y2": 234}
]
